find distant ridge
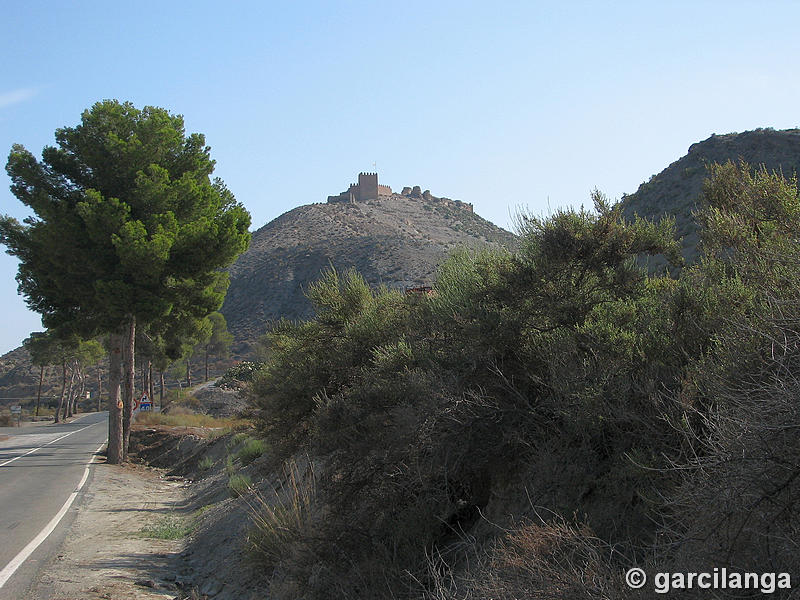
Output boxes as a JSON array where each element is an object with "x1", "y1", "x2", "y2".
[
  {"x1": 221, "y1": 186, "x2": 516, "y2": 352},
  {"x1": 621, "y1": 128, "x2": 800, "y2": 263}
]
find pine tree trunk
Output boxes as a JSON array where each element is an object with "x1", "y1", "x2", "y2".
[
  {"x1": 122, "y1": 316, "x2": 136, "y2": 460},
  {"x1": 107, "y1": 334, "x2": 124, "y2": 464},
  {"x1": 55, "y1": 361, "x2": 66, "y2": 423},
  {"x1": 205, "y1": 348, "x2": 209, "y2": 382},
  {"x1": 76, "y1": 369, "x2": 86, "y2": 415},
  {"x1": 142, "y1": 361, "x2": 150, "y2": 404},
  {"x1": 35, "y1": 365, "x2": 44, "y2": 418},
  {"x1": 97, "y1": 370, "x2": 102, "y2": 412},
  {"x1": 148, "y1": 362, "x2": 155, "y2": 408},
  {"x1": 159, "y1": 371, "x2": 165, "y2": 407},
  {"x1": 64, "y1": 364, "x2": 75, "y2": 419},
  {"x1": 186, "y1": 359, "x2": 192, "y2": 388}
]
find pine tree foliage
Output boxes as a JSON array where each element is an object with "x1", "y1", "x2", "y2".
[{"x1": 2, "y1": 101, "x2": 250, "y2": 334}]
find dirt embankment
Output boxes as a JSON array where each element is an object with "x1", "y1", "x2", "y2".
[
  {"x1": 130, "y1": 425, "x2": 276, "y2": 599},
  {"x1": 28, "y1": 421, "x2": 279, "y2": 600}
]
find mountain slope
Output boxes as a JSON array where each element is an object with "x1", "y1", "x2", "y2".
[
  {"x1": 621, "y1": 128, "x2": 800, "y2": 262},
  {"x1": 221, "y1": 192, "x2": 516, "y2": 350}
]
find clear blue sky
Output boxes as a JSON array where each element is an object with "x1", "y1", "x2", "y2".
[{"x1": 2, "y1": 0, "x2": 800, "y2": 354}]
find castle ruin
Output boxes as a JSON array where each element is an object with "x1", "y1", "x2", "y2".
[
  {"x1": 327, "y1": 171, "x2": 473, "y2": 213},
  {"x1": 327, "y1": 172, "x2": 392, "y2": 203}
]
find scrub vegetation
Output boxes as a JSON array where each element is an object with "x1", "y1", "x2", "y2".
[{"x1": 243, "y1": 161, "x2": 800, "y2": 598}]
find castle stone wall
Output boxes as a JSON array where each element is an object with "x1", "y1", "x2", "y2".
[
  {"x1": 328, "y1": 172, "x2": 474, "y2": 213},
  {"x1": 326, "y1": 172, "x2": 393, "y2": 203}
]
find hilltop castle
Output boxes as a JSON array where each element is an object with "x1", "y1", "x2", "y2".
[
  {"x1": 327, "y1": 172, "x2": 392, "y2": 203},
  {"x1": 326, "y1": 171, "x2": 474, "y2": 213}
]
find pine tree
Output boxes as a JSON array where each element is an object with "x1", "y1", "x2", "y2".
[{"x1": 1, "y1": 100, "x2": 250, "y2": 462}]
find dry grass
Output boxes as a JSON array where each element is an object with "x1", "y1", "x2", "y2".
[
  {"x1": 138, "y1": 514, "x2": 195, "y2": 540},
  {"x1": 246, "y1": 457, "x2": 316, "y2": 568},
  {"x1": 134, "y1": 407, "x2": 249, "y2": 433},
  {"x1": 479, "y1": 519, "x2": 627, "y2": 599},
  {"x1": 418, "y1": 517, "x2": 629, "y2": 600}
]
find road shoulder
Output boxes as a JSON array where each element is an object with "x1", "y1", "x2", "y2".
[{"x1": 29, "y1": 461, "x2": 189, "y2": 600}]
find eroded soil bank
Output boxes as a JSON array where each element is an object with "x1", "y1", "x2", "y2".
[{"x1": 29, "y1": 425, "x2": 273, "y2": 600}]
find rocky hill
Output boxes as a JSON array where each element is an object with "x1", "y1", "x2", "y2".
[
  {"x1": 621, "y1": 128, "x2": 800, "y2": 263},
  {"x1": 0, "y1": 344, "x2": 105, "y2": 415},
  {"x1": 220, "y1": 188, "x2": 516, "y2": 351},
  {"x1": 0, "y1": 345, "x2": 57, "y2": 407},
  {"x1": 0, "y1": 183, "x2": 514, "y2": 406}
]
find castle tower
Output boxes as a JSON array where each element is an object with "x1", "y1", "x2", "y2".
[{"x1": 357, "y1": 172, "x2": 379, "y2": 201}]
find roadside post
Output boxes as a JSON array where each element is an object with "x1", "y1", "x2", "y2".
[{"x1": 10, "y1": 405, "x2": 21, "y2": 427}]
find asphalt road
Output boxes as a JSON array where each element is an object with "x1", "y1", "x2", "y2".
[{"x1": 0, "y1": 411, "x2": 108, "y2": 599}]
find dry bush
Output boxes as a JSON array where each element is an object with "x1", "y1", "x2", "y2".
[
  {"x1": 659, "y1": 293, "x2": 800, "y2": 588},
  {"x1": 418, "y1": 517, "x2": 629, "y2": 600},
  {"x1": 665, "y1": 368, "x2": 800, "y2": 577},
  {"x1": 304, "y1": 379, "x2": 510, "y2": 597}
]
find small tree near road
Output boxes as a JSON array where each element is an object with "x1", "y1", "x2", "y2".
[{"x1": 199, "y1": 311, "x2": 233, "y2": 381}]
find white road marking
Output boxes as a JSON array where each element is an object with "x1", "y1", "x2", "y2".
[
  {"x1": 0, "y1": 440, "x2": 107, "y2": 589},
  {"x1": 0, "y1": 423, "x2": 97, "y2": 467}
]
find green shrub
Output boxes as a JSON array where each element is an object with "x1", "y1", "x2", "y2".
[
  {"x1": 228, "y1": 473, "x2": 252, "y2": 497},
  {"x1": 198, "y1": 456, "x2": 214, "y2": 471},
  {"x1": 250, "y1": 268, "x2": 412, "y2": 459},
  {"x1": 139, "y1": 515, "x2": 193, "y2": 540},
  {"x1": 236, "y1": 438, "x2": 266, "y2": 465},
  {"x1": 245, "y1": 202, "x2": 694, "y2": 597},
  {"x1": 231, "y1": 431, "x2": 250, "y2": 446},
  {"x1": 217, "y1": 361, "x2": 265, "y2": 388}
]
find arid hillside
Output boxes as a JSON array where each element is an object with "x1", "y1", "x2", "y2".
[
  {"x1": 0, "y1": 185, "x2": 515, "y2": 404},
  {"x1": 221, "y1": 189, "x2": 516, "y2": 351},
  {"x1": 621, "y1": 128, "x2": 800, "y2": 263}
]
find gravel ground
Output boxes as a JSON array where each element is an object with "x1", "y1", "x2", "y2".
[{"x1": 28, "y1": 461, "x2": 190, "y2": 600}]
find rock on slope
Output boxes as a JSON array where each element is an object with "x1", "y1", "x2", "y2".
[
  {"x1": 621, "y1": 128, "x2": 800, "y2": 262},
  {"x1": 221, "y1": 192, "x2": 516, "y2": 351}
]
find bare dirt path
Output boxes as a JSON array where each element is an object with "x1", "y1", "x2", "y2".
[{"x1": 28, "y1": 461, "x2": 189, "y2": 600}]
